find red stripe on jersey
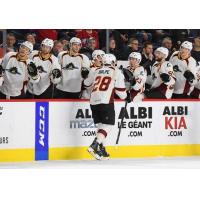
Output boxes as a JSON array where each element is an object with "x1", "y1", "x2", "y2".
[
  {"x1": 98, "y1": 129, "x2": 107, "y2": 138},
  {"x1": 157, "y1": 83, "x2": 168, "y2": 97},
  {"x1": 130, "y1": 89, "x2": 139, "y2": 100},
  {"x1": 183, "y1": 81, "x2": 191, "y2": 95},
  {"x1": 21, "y1": 81, "x2": 28, "y2": 95},
  {"x1": 109, "y1": 89, "x2": 115, "y2": 103},
  {"x1": 190, "y1": 87, "x2": 200, "y2": 98},
  {"x1": 115, "y1": 87, "x2": 126, "y2": 91}
]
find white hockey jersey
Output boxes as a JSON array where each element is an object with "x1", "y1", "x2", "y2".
[
  {"x1": 27, "y1": 51, "x2": 61, "y2": 95},
  {"x1": 192, "y1": 65, "x2": 200, "y2": 98},
  {"x1": 0, "y1": 52, "x2": 31, "y2": 97},
  {"x1": 84, "y1": 66, "x2": 127, "y2": 105},
  {"x1": 56, "y1": 51, "x2": 90, "y2": 93},
  {"x1": 125, "y1": 65, "x2": 147, "y2": 101},
  {"x1": 81, "y1": 63, "x2": 101, "y2": 99},
  {"x1": 169, "y1": 51, "x2": 198, "y2": 95},
  {"x1": 148, "y1": 61, "x2": 176, "y2": 99}
]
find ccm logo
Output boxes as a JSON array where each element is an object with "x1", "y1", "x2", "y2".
[{"x1": 39, "y1": 106, "x2": 45, "y2": 147}]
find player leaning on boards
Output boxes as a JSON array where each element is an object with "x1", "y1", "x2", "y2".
[
  {"x1": 122, "y1": 52, "x2": 147, "y2": 102},
  {"x1": 0, "y1": 41, "x2": 34, "y2": 99},
  {"x1": 55, "y1": 37, "x2": 90, "y2": 99},
  {"x1": 84, "y1": 54, "x2": 131, "y2": 160},
  {"x1": 145, "y1": 47, "x2": 176, "y2": 99},
  {"x1": 169, "y1": 41, "x2": 198, "y2": 98},
  {"x1": 26, "y1": 38, "x2": 62, "y2": 99},
  {"x1": 81, "y1": 49, "x2": 105, "y2": 99},
  {"x1": 190, "y1": 65, "x2": 200, "y2": 98}
]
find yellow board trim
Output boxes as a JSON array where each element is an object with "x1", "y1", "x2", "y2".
[
  {"x1": 0, "y1": 148, "x2": 34, "y2": 162},
  {"x1": 49, "y1": 144, "x2": 200, "y2": 160},
  {"x1": 0, "y1": 144, "x2": 200, "y2": 162}
]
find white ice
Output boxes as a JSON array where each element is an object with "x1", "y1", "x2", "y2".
[{"x1": 0, "y1": 156, "x2": 200, "y2": 168}]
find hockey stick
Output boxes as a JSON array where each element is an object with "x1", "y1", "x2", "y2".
[
  {"x1": 51, "y1": 82, "x2": 55, "y2": 99},
  {"x1": 115, "y1": 99, "x2": 128, "y2": 145}
]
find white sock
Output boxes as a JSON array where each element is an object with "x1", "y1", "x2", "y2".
[{"x1": 96, "y1": 133, "x2": 105, "y2": 144}]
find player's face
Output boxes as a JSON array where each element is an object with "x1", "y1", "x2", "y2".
[
  {"x1": 94, "y1": 55, "x2": 103, "y2": 67},
  {"x1": 41, "y1": 44, "x2": 51, "y2": 54},
  {"x1": 180, "y1": 47, "x2": 190, "y2": 58},
  {"x1": 154, "y1": 51, "x2": 164, "y2": 62},
  {"x1": 71, "y1": 43, "x2": 81, "y2": 53},
  {"x1": 18, "y1": 45, "x2": 30, "y2": 57},
  {"x1": 129, "y1": 58, "x2": 139, "y2": 67}
]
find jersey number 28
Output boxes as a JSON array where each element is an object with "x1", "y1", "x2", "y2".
[{"x1": 92, "y1": 76, "x2": 111, "y2": 92}]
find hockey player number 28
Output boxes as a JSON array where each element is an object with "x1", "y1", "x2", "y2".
[{"x1": 92, "y1": 76, "x2": 112, "y2": 92}]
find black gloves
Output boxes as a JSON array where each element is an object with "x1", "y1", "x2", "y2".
[
  {"x1": 125, "y1": 92, "x2": 132, "y2": 103},
  {"x1": 173, "y1": 65, "x2": 182, "y2": 72},
  {"x1": 160, "y1": 73, "x2": 170, "y2": 83},
  {"x1": 52, "y1": 69, "x2": 61, "y2": 79},
  {"x1": 184, "y1": 70, "x2": 195, "y2": 83},
  {"x1": 81, "y1": 67, "x2": 89, "y2": 79},
  {"x1": 0, "y1": 65, "x2": 4, "y2": 76},
  {"x1": 123, "y1": 68, "x2": 136, "y2": 86},
  {"x1": 27, "y1": 62, "x2": 38, "y2": 77}
]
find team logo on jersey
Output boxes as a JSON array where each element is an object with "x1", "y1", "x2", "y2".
[
  {"x1": 6, "y1": 67, "x2": 21, "y2": 75},
  {"x1": 37, "y1": 65, "x2": 47, "y2": 73},
  {"x1": 173, "y1": 65, "x2": 182, "y2": 72},
  {"x1": 62, "y1": 62, "x2": 79, "y2": 70}
]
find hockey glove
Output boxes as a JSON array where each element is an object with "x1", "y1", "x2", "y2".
[
  {"x1": 27, "y1": 62, "x2": 38, "y2": 77},
  {"x1": 123, "y1": 68, "x2": 136, "y2": 86},
  {"x1": 52, "y1": 69, "x2": 62, "y2": 79},
  {"x1": 125, "y1": 91, "x2": 132, "y2": 103},
  {"x1": 81, "y1": 67, "x2": 89, "y2": 79},
  {"x1": 184, "y1": 70, "x2": 195, "y2": 83},
  {"x1": 160, "y1": 73, "x2": 170, "y2": 83}
]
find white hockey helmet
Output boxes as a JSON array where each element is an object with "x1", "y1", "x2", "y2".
[
  {"x1": 70, "y1": 37, "x2": 81, "y2": 45},
  {"x1": 92, "y1": 50, "x2": 105, "y2": 60},
  {"x1": 180, "y1": 41, "x2": 193, "y2": 51},
  {"x1": 20, "y1": 41, "x2": 33, "y2": 52},
  {"x1": 103, "y1": 53, "x2": 116, "y2": 65},
  {"x1": 128, "y1": 52, "x2": 142, "y2": 64},
  {"x1": 155, "y1": 47, "x2": 169, "y2": 58},
  {"x1": 41, "y1": 38, "x2": 54, "y2": 49}
]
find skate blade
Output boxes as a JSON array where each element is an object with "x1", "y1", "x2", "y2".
[
  {"x1": 87, "y1": 147, "x2": 101, "y2": 160},
  {"x1": 101, "y1": 156, "x2": 110, "y2": 161}
]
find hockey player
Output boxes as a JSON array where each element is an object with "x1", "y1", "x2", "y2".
[
  {"x1": 0, "y1": 41, "x2": 33, "y2": 99},
  {"x1": 169, "y1": 41, "x2": 198, "y2": 98},
  {"x1": 81, "y1": 49, "x2": 105, "y2": 99},
  {"x1": 26, "y1": 38, "x2": 62, "y2": 99},
  {"x1": 190, "y1": 65, "x2": 200, "y2": 98},
  {"x1": 84, "y1": 53, "x2": 130, "y2": 160},
  {"x1": 145, "y1": 47, "x2": 176, "y2": 99},
  {"x1": 122, "y1": 52, "x2": 147, "y2": 102},
  {"x1": 55, "y1": 37, "x2": 90, "y2": 99}
]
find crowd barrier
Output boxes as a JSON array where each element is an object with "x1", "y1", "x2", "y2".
[{"x1": 0, "y1": 99, "x2": 200, "y2": 162}]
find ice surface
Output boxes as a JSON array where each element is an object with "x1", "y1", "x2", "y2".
[{"x1": 1, "y1": 157, "x2": 200, "y2": 169}]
